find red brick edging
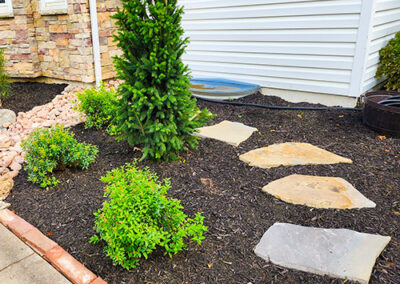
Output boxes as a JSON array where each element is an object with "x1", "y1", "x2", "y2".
[{"x1": 0, "y1": 209, "x2": 106, "y2": 284}]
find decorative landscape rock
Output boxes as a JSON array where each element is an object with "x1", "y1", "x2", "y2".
[
  {"x1": 240, "y1": 142, "x2": 352, "y2": 168},
  {"x1": 0, "y1": 83, "x2": 101, "y2": 186},
  {"x1": 255, "y1": 223, "x2": 391, "y2": 284},
  {"x1": 262, "y1": 174, "x2": 376, "y2": 209},
  {"x1": 194, "y1": 120, "x2": 257, "y2": 146},
  {"x1": 0, "y1": 201, "x2": 10, "y2": 210},
  {"x1": 0, "y1": 109, "x2": 16, "y2": 130},
  {"x1": 0, "y1": 175, "x2": 13, "y2": 200}
]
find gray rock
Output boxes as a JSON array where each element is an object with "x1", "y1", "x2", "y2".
[
  {"x1": 0, "y1": 109, "x2": 16, "y2": 129},
  {"x1": 255, "y1": 223, "x2": 391, "y2": 284}
]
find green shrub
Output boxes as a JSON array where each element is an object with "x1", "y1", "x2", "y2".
[
  {"x1": 76, "y1": 84, "x2": 118, "y2": 130},
  {"x1": 112, "y1": 0, "x2": 213, "y2": 161},
  {"x1": 90, "y1": 162, "x2": 207, "y2": 270},
  {"x1": 376, "y1": 32, "x2": 400, "y2": 91},
  {"x1": 22, "y1": 125, "x2": 98, "y2": 188},
  {"x1": 0, "y1": 49, "x2": 10, "y2": 100}
]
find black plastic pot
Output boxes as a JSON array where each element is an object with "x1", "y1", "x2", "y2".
[{"x1": 363, "y1": 91, "x2": 400, "y2": 136}]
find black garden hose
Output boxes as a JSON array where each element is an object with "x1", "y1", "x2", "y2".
[{"x1": 196, "y1": 97, "x2": 363, "y2": 111}]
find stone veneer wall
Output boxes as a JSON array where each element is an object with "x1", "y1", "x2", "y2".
[
  {"x1": 0, "y1": 0, "x2": 40, "y2": 78},
  {"x1": 0, "y1": 0, "x2": 121, "y2": 83},
  {"x1": 97, "y1": 0, "x2": 121, "y2": 81}
]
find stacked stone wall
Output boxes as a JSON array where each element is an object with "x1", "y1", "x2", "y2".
[
  {"x1": 0, "y1": 0, "x2": 40, "y2": 78},
  {"x1": 97, "y1": 0, "x2": 121, "y2": 81},
  {"x1": 0, "y1": 0, "x2": 121, "y2": 83},
  {"x1": 32, "y1": 0, "x2": 95, "y2": 82}
]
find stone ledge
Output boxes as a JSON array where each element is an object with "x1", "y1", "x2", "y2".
[
  {"x1": 0, "y1": 11, "x2": 14, "y2": 19},
  {"x1": 0, "y1": 209, "x2": 106, "y2": 284},
  {"x1": 39, "y1": 9, "x2": 69, "y2": 16}
]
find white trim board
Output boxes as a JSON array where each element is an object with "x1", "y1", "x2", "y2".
[
  {"x1": 260, "y1": 87, "x2": 358, "y2": 108},
  {"x1": 349, "y1": 0, "x2": 377, "y2": 97}
]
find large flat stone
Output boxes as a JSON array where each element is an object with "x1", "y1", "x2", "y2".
[
  {"x1": 194, "y1": 120, "x2": 257, "y2": 146},
  {"x1": 0, "y1": 252, "x2": 71, "y2": 284},
  {"x1": 240, "y1": 142, "x2": 352, "y2": 168},
  {"x1": 0, "y1": 224, "x2": 33, "y2": 270},
  {"x1": 262, "y1": 175, "x2": 375, "y2": 209},
  {"x1": 255, "y1": 223, "x2": 391, "y2": 284}
]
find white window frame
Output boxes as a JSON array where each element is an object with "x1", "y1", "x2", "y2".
[
  {"x1": 40, "y1": 0, "x2": 68, "y2": 15},
  {"x1": 0, "y1": 0, "x2": 13, "y2": 18}
]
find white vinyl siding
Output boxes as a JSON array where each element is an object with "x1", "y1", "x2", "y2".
[
  {"x1": 180, "y1": 0, "x2": 362, "y2": 97},
  {"x1": 362, "y1": 0, "x2": 400, "y2": 93}
]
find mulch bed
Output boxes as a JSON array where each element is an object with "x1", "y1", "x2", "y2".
[
  {"x1": 6, "y1": 89, "x2": 400, "y2": 284},
  {"x1": 2, "y1": 82, "x2": 67, "y2": 113}
]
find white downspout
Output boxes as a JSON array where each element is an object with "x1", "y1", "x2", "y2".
[
  {"x1": 348, "y1": 0, "x2": 376, "y2": 98},
  {"x1": 89, "y1": 0, "x2": 102, "y2": 86}
]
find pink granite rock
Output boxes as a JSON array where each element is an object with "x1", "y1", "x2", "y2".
[
  {"x1": 10, "y1": 161, "x2": 22, "y2": 171},
  {"x1": 0, "y1": 83, "x2": 119, "y2": 180}
]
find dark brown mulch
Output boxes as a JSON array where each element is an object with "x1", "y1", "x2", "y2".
[
  {"x1": 6, "y1": 92, "x2": 400, "y2": 284},
  {"x1": 2, "y1": 82, "x2": 67, "y2": 113}
]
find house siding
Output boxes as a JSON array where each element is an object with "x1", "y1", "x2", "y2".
[
  {"x1": 180, "y1": 0, "x2": 363, "y2": 97},
  {"x1": 362, "y1": 0, "x2": 400, "y2": 93}
]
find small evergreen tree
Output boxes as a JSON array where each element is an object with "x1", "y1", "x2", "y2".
[
  {"x1": 0, "y1": 49, "x2": 10, "y2": 100},
  {"x1": 112, "y1": 0, "x2": 213, "y2": 161}
]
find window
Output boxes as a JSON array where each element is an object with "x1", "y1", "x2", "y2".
[
  {"x1": 0, "y1": 0, "x2": 13, "y2": 18},
  {"x1": 40, "y1": 0, "x2": 68, "y2": 15}
]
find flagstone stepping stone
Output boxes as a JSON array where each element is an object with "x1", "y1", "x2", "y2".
[
  {"x1": 194, "y1": 120, "x2": 257, "y2": 146},
  {"x1": 240, "y1": 142, "x2": 352, "y2": 168},
  {"x1": 255, "y1": 223, "x2": 391, "y2": 284},
  {"x1": 262, "y1": 174, "x2": 375, "y2": 209}
]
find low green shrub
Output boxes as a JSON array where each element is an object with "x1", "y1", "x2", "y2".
[
  {"x1": 376, "y1": 32, "x2": 400, "y2": 91},
  {"x1": 76, "y1": 84, "x2": 118, "y2": 130},
  {"x1": 0, "y1": 49, "x2": 10, "y2": 100},
  {"x1": 22, "y1": 125, "x2": 98, "y2": 188},
  {"x1": 90, "y1": 162, "x2": 207, "y2": 270}
]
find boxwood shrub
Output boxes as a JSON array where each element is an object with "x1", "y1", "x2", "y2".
[{"x1": 376, "y1": 31, "x2": 400, "y2": 91}]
